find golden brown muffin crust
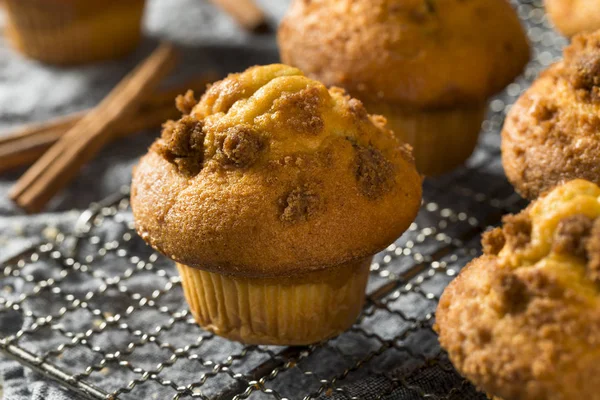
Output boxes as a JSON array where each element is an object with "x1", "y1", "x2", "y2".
[
  {"x1": 545, "y1": 0, "x2": 600, "y2": 37},
  {"x1": 131, "y1": 64, "x2": 422, "y2": 278},
  {"x1": 278, "y1": 0, "x2": 530, "y2": 108},
  {"x1": 436, "y1": 180, "x2": 600, "y2": 400},
  {"x1": 502, "y1": 32, "x2": 600, "y2": 200}
]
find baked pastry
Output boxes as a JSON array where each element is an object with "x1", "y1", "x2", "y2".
[
  {"x1": 3, "y1": 0, "x2": 145, "y2": 65},
  {"x1": 131, "y1": 64, "x2": 422, "y2": 345},
  {"x1": 546, "y1": 0, "x2": 600, "y2": 37},
  {"x1": 278, "y1": 0, "x2": 530, "y2": 175},
  {"x1": 436, "y1": 179, "x2": 600, "y2": 400},
  {"x1": 502, "y1": 30, "x2": 600, "y2": 200}
]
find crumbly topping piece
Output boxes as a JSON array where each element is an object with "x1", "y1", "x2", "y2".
[
  {"x1": 272, "y1": 86, "x2": 324, "y2": 134},
  {"x1": 552, "y1": 214, "x2": 594, "y2": 258},
  {"x1": 354, "y1": 144, "x2": 394, "y2": 200},
  {"x1": 153, "y1": 116, "x2": 205, "y2": 176},
  {"x1": 493, "y1": 269, "x2": 529, "y2": 314},
  {"x1": 502, "y1": 213, "x2": 532, "y2": 250},
  {"x1": 586, "y1": 219, "x2": 600, "y2": 284},
  {"x1": 482, "y1": 227, "x2": 506, "y2": 256},
  {"x1": 279, "y1": 183, "x2": 322, "y2": 223},
  {"x1": 564, "y1": 34, "x2": 600, "y2": 102},
  {"x1": 216, "y1": 125, "x2": 265, "y2": 168},
  {"x1": 175, "y1": 90, "x2": 198, "y2": 115}
]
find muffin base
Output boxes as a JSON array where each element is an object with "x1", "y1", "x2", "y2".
[
  {"x1": 363, "y1": 100, "x2": 486, "y2": 176},
  {"x1": 177, "y1": 257, "x2": 372, "y2": 345},
  {"x1": 4, "y1": 0, "x2": 145, "y2": 65}
]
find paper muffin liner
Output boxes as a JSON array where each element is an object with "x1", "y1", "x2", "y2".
[
  {"x1": 363, "y1": 100, "x2": 486, "y2": 176},
  {"x1": 3, "y1": 0, "x2": 145, "y2": 65},
  {"x1": 176, "y1": 256, "x2": 372, "y2": 345}
]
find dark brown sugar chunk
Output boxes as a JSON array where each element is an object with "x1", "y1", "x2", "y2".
[
  {"x1": 586, "y1": 218, "x2": 600, "y2": 284},
  {"x1": 272, "y1": 87, "x2": 324, "y2": 134},
  {"x1": 354, "y1": 144, "x2": 394, "y2": 200},
  {"x1": 502, "y1": 213, "x2": 532, "y2": 250},
  {"x1": 153, "y1": 115, "x2": 205, "y2": 176},
  {"x1": 482, "y1": 227, "x2": 506, "y2": 256},
  {"x1": 493, "y1": 269, "x2": 530, "y2": 314},
  {"x1": 216, "y1": 125, "x2": 265, "y2": 168},
  {"x1": 279, "y1": 183, "x2": 322, "y2": 223},
  {"x1": 565, "y1": 34, "x2": 600, "y2": 102},
  {"x1": 175, "y1": 90, "x2": 198, "y2": 115},
  {"x1": 553, "y1": 214, "x2": 594, "y2": 258}
]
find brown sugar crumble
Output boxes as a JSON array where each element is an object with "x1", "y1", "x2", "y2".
[
  {"x1": 354, "y1": 144, "x2": 394, "y2": 200},
  {"x1": 217, "y1": 125, "x2": 264, "y2": 168},
  {"x1": 272, "y1": 87, "x2": 324, "y2": 134},
  {"x1": 553, "y1": 214, "x2": 594, "y2": 258},
  {"x1": 585, "y1": 219, "x2": 600, "y2": 284},
  {"x1": 153, "y1": 115, "x2": 205, "y2": 176},
  {"x1": 502, "y1": 213, "x2": 532, "y2": 250},
  {"x1": 565, "y1": 35, "x2": 600, "y2": 102},
  {"x1": 279, "y1": 184, "x2": 322, "y2": 223},
  {"x1": 175, "y1": 90, "x2": 198, "y2": 115},
  {"x1": 482, "y1": 227, "x2": 506, "y2": 256},
  {"x1": 493, "y1": 269, "x2": 529, "y2": 314}
]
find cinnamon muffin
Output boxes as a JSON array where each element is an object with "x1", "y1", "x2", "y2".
[
  {"x1": 131, "y1": 64, "x2": 422, "y2": 345},
  {"x1": 3, "y1": 0, "x2": 145, "y2": 65},
  {"x1": 502, "y1": 31, "x2": 600, "y2": 200},
  {"x1": 278, "y1": 0, "x2": 530, "y2": 175},
  {"x1": 546, "y1": 0, "x2": 600, "y2": 37},
  {"x1": 436, "y1": 179, "x2": 600, "y2": 400}
]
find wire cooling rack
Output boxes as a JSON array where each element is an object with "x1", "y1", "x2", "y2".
[{"x1": 0, "y1": 1, "x2": 567, "y2": 399}]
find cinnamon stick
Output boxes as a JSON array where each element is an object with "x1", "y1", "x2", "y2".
[
  {"x1": 0, "y1": 74, "x2": 217, "y2": 173},
  {"x1": 208, "y1": 0, "x2": 267, "y2": 31},
  {"x1": 10, "y1": 42, "x2": 178, "y2": 213}
]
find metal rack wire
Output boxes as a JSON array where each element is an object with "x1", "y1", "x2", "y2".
[{"x1": 0, "y1": 1, "x2": 566, "y2": 399}]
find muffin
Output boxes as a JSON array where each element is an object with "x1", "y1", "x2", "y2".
[
  {"x1": 131, "y1": 64, "x2": 422, "y2": 345},
  {"x1": 502, "y1": 30, "x2": 600, "y2": 200},
  {"x1": 3, "y1": 0, "x2": 145, "y2": 65},
  {"x1": 546, "y1": 0, "x2": 600, "y2": 37},
  {"x1": 278, "y1": 0, "x2": 530, "y2": 175},
  {"x1": 436, "y1": 179, "x2": 600, "y2": 400}
]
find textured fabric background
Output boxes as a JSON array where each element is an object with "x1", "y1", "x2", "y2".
[{"x1": 0, "y1": 1, "x2": 563, "y2": 399}]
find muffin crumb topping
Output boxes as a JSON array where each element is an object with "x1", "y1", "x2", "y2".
[
  {"x1": 216, "y1": 125, "x2": 264, "y2": 168},
  {"x1": 175, "y1": 90, "x2": 198, "y2": 115},
  {"x1": 272, "y1": 87, "x2": 324, "y2": 134},
  {"x1": 279, "y1": 184, "x2": 322, "y2": 223},
  {"x1": 502, "y1": 213, "x2": 532, "y2": 250},
  {"x1": 482, "y1": 227, "x2": 506, "y2": 256},
  {"x1": 493, "y1": 269, "x2": 529, "y2": 314},
  {"x1": 565, "y1": 35, "x2": 600, "y2": 102},
  {"x1": 553, "y1": 214, "x2": 594, "y2": 258},
  {"x1": 153, "y1": 116, "x2": 205, "y2": 176},
  {"x1": 354, "y1": 145, "x2": 394, "y2": 199},
  {"x1": 586, "y1": 220, "x2": 600, "y2": 284}
]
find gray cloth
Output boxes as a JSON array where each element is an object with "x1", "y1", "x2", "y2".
[{"x1": 0, "y1": 0, "x2": 563, "y2": 399}]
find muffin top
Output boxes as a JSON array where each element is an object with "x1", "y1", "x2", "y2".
[
  {"x1": 278, "y1": 0, "x2": 530, "y2": 108},
  {"x1": 545, "y1": 0, "x2": 600, "y2": 37},
  {"x1": 502, "y1": 31, "x2": 600, "y2": 199},
  {"x1": 436, "y1": 179, "x2": 600, "y2": 400},
  {"x1": 131, "y1": 64, "x2": 422, "y2": 278}
]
